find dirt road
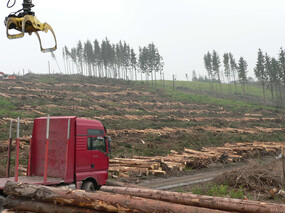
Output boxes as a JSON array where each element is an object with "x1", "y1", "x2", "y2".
[
  {"x1": 138, "y1": 170, "x2": 221, "y2": 190},
  {"x1": 137, "y1": 157, "x2": 276, "y2": 190}
]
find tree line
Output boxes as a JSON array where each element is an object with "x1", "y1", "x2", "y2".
[
  {"x1": 197, "y1": 49, "x2": 284, "y2": 107},
  {"x1": 254, "y1": 48, "x2": 285, "y2": 106},
  {"x1": 62, "y1": 38, "x2": 164, "y2": 85},
  {"x1": 202, "y1": 50, "x2": 248, "y2": 95}
]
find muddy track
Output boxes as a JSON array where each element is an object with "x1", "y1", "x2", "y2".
[
  {"x1": 137, "y1": 158, "x2": 275, "y2": 190},
  {"x1": 138, "y1": 170, "x2": 222, "y2": 190}
]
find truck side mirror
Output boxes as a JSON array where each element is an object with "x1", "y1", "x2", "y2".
[{"x1": 105, "y1": 136, "x2": 112, "y2": 153}]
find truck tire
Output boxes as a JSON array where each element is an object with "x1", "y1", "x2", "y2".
[{"x1": 82, "y1": 181, "x2": 95, "y2": 192}]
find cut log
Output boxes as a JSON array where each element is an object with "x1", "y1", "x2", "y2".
[
  {"x1": 227, "y1": 154, "x2": 243, "y2": 162},
  {"x1": 109, "y1": 166, "x2": 149, "y2": 176},
  {"x1": 149, "y1": 170, "x2": 166, "y2": 175},
  {"x1": 112, "y1": 157, "x2": 154, "y2": 163},
  {"x1": 180, "y1": 153, "x2": 212, "y2": 160},
  {"x1": 132, "y1": 156, "x2": 164, "y2": 163},
  {"x1": 170, "y1": 150, "x2": 179, "y2": 154},
  {"x1": 184, "y1": 148, "x2": 216, "y2": 158},
  {"x1": 106, "y1": 180, "x2": 143, "y2": 188},
  {"x1": 4, "y1": 182, "x2": 227, "y2": 213},
  {"x1": 163, "y1": 162, "x2": 184, "y2": 171},
  {"x1": 3, "y1": 196, "x2": 100, "y2": 213},
  {"x1": 185, "y1": 159, "x2": 211, "y2": 169},
  {"x1": 118, "y1": 172, "x2": 129, "y2": 178},
  {"x1": 110, "y1": 163, "x2": 156, "y2": 169},
  {"x1": 110, "y1": 159, "x2": 160, "y2": 170},
  {"x1": 162, "y1": 156, "x2": 187, "y2": 164},
  {"x1": 100, "y1": 186, "x2": 285, "y2": 213},
  {"x1": 1, "y1": 210, "x2": 17, "y2": 213}
]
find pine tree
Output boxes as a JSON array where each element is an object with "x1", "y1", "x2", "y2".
[
  {"x1": 93, "y1": 39, "x2": 102, "y2": 77},
  {"x1": 270, "y1": 57, "x2": 282, "y2": 106},
  {"x1": 203, "y1": 52, "x2": 214, "y2": 92},
  {"x1": 70, "y1": 47, "x2": 79, "y2": 74},
  {"x1": 138, "y1": 47, "x2": 149, "y2": 82},
  {"x1": 278, "y1": 47, "x2": 285, "y2": 104},
  {"x1": 101, "y1": 39, "x2": 108, "y2": 78},
  {"x1": 229, "y1": 53, "x2": 238, "y2": 94},
  {"x1": 265, "y1": 54, "x2": 274, "y2": 102},
  {"x1": 237, "y1": 57, "x2": 248, "y2": 95},
  {"x1": 254, "y1": 49, "x2": 267, "y2": 102},
  {"x1": 130, "y1": 49, "x2": 137, "y2": 81},
  {"x1": 212, "y1": 50, "x2": 221, "y2": 84},
  {"x1": 76, "y1": 41, "x2": 84, "y2": 75},
  {"x1": 192, "y1": 70, "x2": 197, "y2": 81},
  {"x1": 223, "y1": 53, "x2": 231, "y2": 93},
  {"x1": 86, "y1": 40, "x2": 95, "y2": 76}
]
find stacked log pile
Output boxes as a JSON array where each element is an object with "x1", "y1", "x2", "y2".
[
  {"x1": 3, "y1": 182, "x2": 285, "y2": 213},
  {"x1": 109, "y1": 142, "x2": 282, "y2": 177}
]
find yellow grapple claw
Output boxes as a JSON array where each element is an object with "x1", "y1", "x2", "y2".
[
  {"x1": 5, "y1": 0, "x2": 57, "y2": 53},
  {"x1": 6, "y1": 16, "x2": 25, "y2": 39},
  {"x1": 5, "y1": 15, "x2": 57, "y2": 53},
  {"x1": 22, "y1": 15, "x2": 57, "y2": 53}
]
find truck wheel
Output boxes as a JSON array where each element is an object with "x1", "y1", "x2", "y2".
[{"x1": 82, "y1": 181, "x2": 95, "y2": 192}]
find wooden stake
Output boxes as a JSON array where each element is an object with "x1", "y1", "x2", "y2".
[
  {"x1": 173, "y1": 75, "x2": 175, "y2": 90},
  {"x1": 14, "y1": 118, "x2": 20, "y2": 182},
  {"x1": 44, "y1": 115, "x2": 50, "y2": 183},
  {"x1": 65, "y1": 118, "x2": 71, "y2": 181},
  {"x1": 6, "y1": 120, "x2": 13, "y2": 178},
  {"x1": 27, "y1": 136, "x2": 32, "y2": 176},
  {"x1": 48, "y1": 61, "x2": 50, "y2": 74},
  {"x1": 282, "y1": 146, "x2": 285, "y2": 183}
]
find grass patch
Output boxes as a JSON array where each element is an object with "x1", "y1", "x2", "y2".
[
  {"x1": 137, "y1": 80, "x2": 279, "y2": 112},
  {"x1": 191, "y1": 183, "x2": 245, "y2": 199}
]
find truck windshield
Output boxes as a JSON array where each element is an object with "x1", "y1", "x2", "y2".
[
  {"x1": 88, "y1": 129, "x2": 104, "y2": 135},
  {"x1": 87, "y1": 137, "x2": 106, "y2": 153}
]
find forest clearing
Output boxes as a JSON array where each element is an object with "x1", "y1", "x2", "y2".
[{"x1": 0, "y1": 74, "x2": 284, "y2": 212}]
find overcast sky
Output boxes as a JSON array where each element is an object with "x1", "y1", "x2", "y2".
[{"x1": 1, "y1": 0, "x2": 285, "y2": 80}]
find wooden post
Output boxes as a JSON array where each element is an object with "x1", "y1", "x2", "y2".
[
  {"x1": 48, "y1": 61, "x2": 51, "y2": 74},
  {"x1": 27, "y1": 136, "x2": 32, "y2": 176},
  {"x1": 44, "y1": 115, "x2": 50, "y2": 183},
  {"x1": 14, "y1": 118, "x2": 20, "y2": 182},
  {"x1": 282, "y1": 146, "x2": 285, "y2": 183},
  {"x1": 6, "y1": 120, "x2": 13, "y2": 178},
  {"x1": 65, "y1": 118, "x2": 71, "y2": 181}
]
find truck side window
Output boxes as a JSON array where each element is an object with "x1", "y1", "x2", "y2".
[
  {"x1": 87, "y1": 137, "x2": 106, "y2": 153},
  {"x1": 87, "y1": 139, "x2": 92, "y2": 150}
]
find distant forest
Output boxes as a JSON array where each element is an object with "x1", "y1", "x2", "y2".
[
  {"x1": 58, "y1": 39, "x2": 284, "y2": 107},
  {"x1": 61, "y1": 38, "x2": 164, "y2": 84},
  {"x1": 199, "y1": 49, "x2": 285, "y2": 107}
]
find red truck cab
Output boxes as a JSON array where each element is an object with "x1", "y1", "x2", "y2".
[{"x1": 0, "y1": 116, "x2": 110, "y2": 191}]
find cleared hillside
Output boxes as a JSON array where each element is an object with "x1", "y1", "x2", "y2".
[{"x1": 0, "y1": 74, "x2": 284, "y2": 162}]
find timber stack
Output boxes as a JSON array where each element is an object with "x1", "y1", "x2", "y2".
[
  {"x1": 2, "y1": 182, "x2": 285, "y2": 213},
  {"x1": 109, "y1": 142, "x2": 282, "y2": 178}
]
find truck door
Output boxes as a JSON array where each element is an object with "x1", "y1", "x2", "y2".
[{"x1": 87, "y1": 136, "x2": 108, "y2": 171}]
